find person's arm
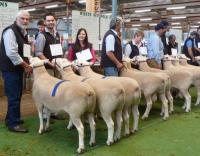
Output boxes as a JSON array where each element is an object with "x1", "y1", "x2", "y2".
[
  {"x1": 67, "y1": 46, "x2": 73, "y2": 62},
  {"x1": 34, "y1": 33, "x2": 46, "y2": 59},
  {"x1": 106, "y1": 35, "x2": 123, "y2": 70},
  {"x1": 3, "y1": 29, "x2": 32, "y2": 74},
  {"x1": 152, "y1": 36, "x2": 162, "y2": 68},
  {"x1": 186, "y1": 40, "x2": 195, "y2": 62},
  {"x1": 90, "y1": 48, "x2": 96, "y2": 64},
  {"x1": 124, "y1": 44, "x2": 132, "y2": 58}
]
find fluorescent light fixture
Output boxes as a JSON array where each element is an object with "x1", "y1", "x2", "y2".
[
  {"x1": 125, "y1": 19, "x2": 131, "y2": 22},
  {"x1": 198, "y1": 22, "x2": 200, "y2": 24},
  {"x1": 171, "y1": 22, "x2": 180, "y2": 25},
  {"x1": 132, "y1": 24, "x2": 141, "y2": 27},
  {"x1": 191, "y1": 25, "x2": 199, "y2": 28},
  {"x1": 135, "y1": 9, "x2": 151, "y2": 13},
  {"x1": 172, "y1": 26, "x2": 182, "y2": 29},
  {"x1": 63, "y1": 17, "x2": 67, "y2": 20},
  {"x1": 167, "y1": 6, "x2": 186, "y2": 10},
  {"x1": 25, "y1": 8, "x2": 36, "y2": 12},
  {"x1": 171, "y1": 16, "x2": 186, "y2": 19},
  {"x1": 45, "y1": 4, "x2": 58, "y2": 9},
  {"x1": 79, "y1": 0, "x2": 86, "y2": 3},
  {"x1": 149, "y1": 23, "x2": 157, "y2": 26},
  {"x1": 140, "y1": 18, "x2": 152, "y2": 21}
]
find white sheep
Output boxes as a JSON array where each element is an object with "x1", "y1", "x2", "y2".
[
  {"x1": 121, "y1": 58, "x2": 169, "y2": 120},
  {"x1": 52, "y1": 58, "x2": 125, "y2": 145},
  {"x1": 161, "y1": 55, "x2": 193, "y2": 112},
  {"x1": 29, "y1": 57, "x2": 96, "y2": 153},
  {"x1": 65, "y1": 59, "x2": 141, "y2": 136}
]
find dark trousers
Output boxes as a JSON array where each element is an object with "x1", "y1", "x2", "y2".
[{"x1": 2, "y1": 71, "x2": 23, "y2": 128}]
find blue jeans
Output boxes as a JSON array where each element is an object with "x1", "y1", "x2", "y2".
[
  {"x1": 104, "y1": 67, "x2": 119, "y2": 76},
  {"x1": 2, "y1": 71, "x2": 23, "y2": 128}
]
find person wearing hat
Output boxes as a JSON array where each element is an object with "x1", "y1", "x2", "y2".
[
  {"x1": 160, "y1": 21, "x2": 170, "y2": 55},
  {"x1": 147, "y1": 23, "x2": 165, "y2": 69},
  {"x1": 183, "y1": 31, "x2": 199, "y2": 66},
  {"x1": 101, "y1": 18, "x2": 123, "y2": 76}
]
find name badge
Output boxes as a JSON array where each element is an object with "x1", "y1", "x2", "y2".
[
  {"x1": 171, "y1": 48, "x2": 178, "y2": 56},
  {"x1": 75, "y1": 48, "x2": 93, "y2": 61},
  {"x1": 50, "y1": 44, "x2": 63, "y2": 56},
  {"x1": 198, "y1": 42, "x2": 200, "y2": 48},
  {"x1": 139, "y1": 47, "x2": 147, "y2": 55},
  {"x1": 23, "y1": 44, "x2": 31, "y2": 57}
]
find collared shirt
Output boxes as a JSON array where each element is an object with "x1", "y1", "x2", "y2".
[
  {"x1": 3, "y1": 27, "x2": 27, "y2": 65},
  {"x1": 105, "y1": 29, "x2": 118, "y2": 53},
  {"x1": 34, "y1": 27, "x2": 57, "y2": 56},
  {"x1": 124, "y1": 39, "x2": 141, "y2": 57},
  {"x1": 147, "y1": 32, "x2": 164, "y2": 64}
]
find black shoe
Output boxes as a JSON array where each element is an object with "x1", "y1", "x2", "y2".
[
  {"x1": 8, "y1": 125, "x2": 28, "y2": 133},
  {"x1": 50, "y1": 114, "x2": 65, "y2": 120}
]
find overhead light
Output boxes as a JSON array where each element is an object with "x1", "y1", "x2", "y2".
[
  {"x1": 149, "y1": 23, "x2": 157, "y2": 26},
  {"x1": 172, "y1": 26, "x2": 182, "y2": 29},
  {"x1": 140, "y1": 18, "x2": 152, "y2": 21},
  {"x1": 125, "y1": 19, "x2": 131, "y2": 22},
  {"x1": 132, "y1": 24, "x2": 141, "y2": 27},
  {"x1": 135, "y1": 9, "x2": 151, "y2": 13},
  {"x1": 45, "y1": 4, "x2": 58, "y2": 9},
  {"x1": 171, "y1": 22, "x2": 180, "y2": 25},
  {"x1": 191, "y1": 26, "x2": 199, "y2": 28},
  {"x1": 198, "y1": 22, "x2": 200, "y2": 24},
  {"x1": 167, "y1": 6, "x2": 186, "y2": 10},
  {"x1": 25, "y1": 8, "x2": 36, "y2": 12},
  {"x1": 63, "y1": 17, "x2": 67, "y2": 20},
  {"x1": 171, "y1": 16, "x2": 186, "y2": 19},
  {"x1": 79, "y1": 0, "x2": 86, "y2": 3}
]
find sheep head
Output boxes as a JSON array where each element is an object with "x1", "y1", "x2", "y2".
[
  {"x1": 29, "y1": 57, "x2": 49, "y2": 68},
  {"x1": 177, "y1": 54, "x2": 190, "y2": 60},
  {"x1": 132, "y1": 55, "x2": 147, "y2": 62},
  {"x1": 52, "y1": 58, "x2": 72, "y2": 70}
]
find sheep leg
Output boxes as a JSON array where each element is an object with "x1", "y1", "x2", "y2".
[
  {"x1": 166, "y1": 90, "x2": 174, "y2": 113},
  {"x1": 38, "y1": 106, "x2": 44, "y2": 134},
  {"x1": 195, "y1": 86, "x2": 200, "y2": 106},
  {"x1": 87, "y1": 113, "x2": 96, "y2": 146},
  {"x1": 70, "y1": 117, "x2": 85, "y2": 154},
  {"x1": 101, "y1": 113, "x2": 114, "y2": 146},
  {"x1": 44, "y1": 108, "x2": 51, "y2": 132},
  {"x1": 159, "y1": 93, "x2": 169, "y2": 120},
  {"x1": 114, "y1": 110, "x2": 123, "y2": 142},
  {"x1": 122, "y1": 106, "x2": 130, "y2": 136},
  {"x1": 132, "y1": 105, "x2": 139, "y2": 133},
  {"x1": 67, "y1": 119, "x2": 74, "y2": 130},
  {"x1": 181, "y1": 90, "x2": 191, "y2": 112},
  {"x1": 142, "y1": 95, "x2": 152, "y2": 120}
]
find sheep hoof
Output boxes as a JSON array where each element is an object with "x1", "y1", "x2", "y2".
[
  {"x1": 89, "y1": 141, "x2": 96, "y2": 147},
  {"x1": 169, "y1": 110, "x2": 174, "y2": 114},
  {"x1": 131, "y1": 129, "x2": 138, "y2": 134},
  {"x1": 114, "y1": 136, "x2": 120, "y2": 142},
  {"x1": 77, "y1": 148, "x2": 85, "y2": 154},
  {"x1": 182, "y1": 106, "x2": 186, "y2": 110},
  {"x1": 162, "y1": 116, "x2": 168, "y2": 121},
  {"x1": 141, "y1": 115, "x2": 148, "y2": 120},
  {"x1": 185, "y1": 109, "x2": 191, "y2": 113},
  {"x1": 194, "y1": 103, "x2": 199, "y2": 106},
  {"x1": 44, "y1": 127, "x2": 51, "y2": 132},
  {"x1": 160, "y1": 112, "x2": 164, "y2": 116},
  {"x1": 106, "y1": 140, "x2": 113, "y2": 146},
  {"x1": 123, "y1": 132, "x2": 130, "y2": 137},
  {"x1": 38, "y1": 129, "x2": 44, "y2": 134}
]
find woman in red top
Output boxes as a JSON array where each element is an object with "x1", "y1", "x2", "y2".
[{"x1": 67, "y1": 28, "x2": 96, "y2": 64}]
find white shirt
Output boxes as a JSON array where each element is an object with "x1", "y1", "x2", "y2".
[
  {"x1": 3, "y1": 28, "x2": 25, "y2": 65},
  {"x1": 124, "y1": 40, "x2": 141, "y2": 57},
  {"x1": 105, "y1": 29, "x2": 118, "y2": 53}
]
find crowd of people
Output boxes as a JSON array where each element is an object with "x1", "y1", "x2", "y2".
[{"x1": 0, "y1": 9, "x2": 200, "y2": 133}]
